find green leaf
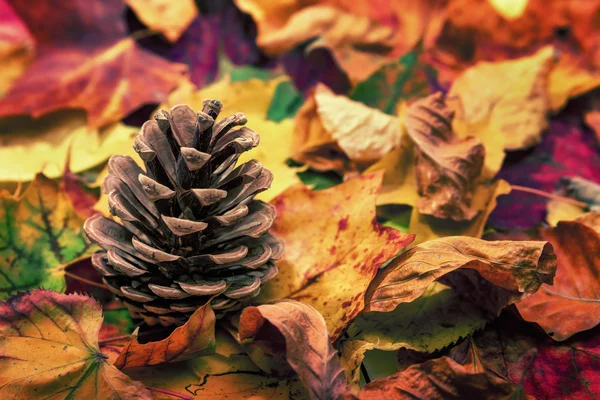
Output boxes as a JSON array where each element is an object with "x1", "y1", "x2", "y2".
[
  {"x1": 266, "y1": 80, "x2": 305, "y2": 122},
  {"x1": 296, "y1": 168, "x2": 343, "y2": 191},
  {"x1": 0, "y1": 174, "x2": 93, "y2": 299}
]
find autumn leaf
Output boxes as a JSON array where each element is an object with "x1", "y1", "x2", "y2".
[
  {"x1": 447, "y1": 46, "x2": 555, "y2": 150},
  {"x1": 127, "y1": 328, "x2": 309, "y2": 399},
  {"x1": 365, "y1": 236, "x2": 556, "y2": 313},
  {"x1": 258, "y1": 172, "x2": 414, "y2": 339},
  {"x1": 114, "y1": 302, "x2": 216, "y2": 369},
  {"x1": 126, "y1": 0, "x2": 197, "y2": 42},
  {"x1": 0, "y1": 290, "x2": 155, "y2": 399},
  {"x1": 0, "y1": 0, "x2": 33, "y2": 96},
  {"x1": 515, "y1": 216, "x2": 600, "y2": 341},
  {"x1": 0, "y1": 0, "x2": 187, "y2": 127},
  {"x1": 239, "y1": 300, "x2": 348, "y2": 400},
  {"x1": 0, "y1": 174, "x2": 93, "y2": 299}
]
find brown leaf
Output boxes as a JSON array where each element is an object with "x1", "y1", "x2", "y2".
[
  {"x1": 0, "y1": 0, "x2": 187, "y2": 127},
  {"x1": 516, "y1": 216, "x2": 600, "y2": 341},
  {"x1": 114, "y1": 302, "x2": 216, "y2": 369},
  {"x1": 0, "y1": 290, "x2": 155, "y2": 399},
  {"x1": 258, "y1": 172, "x2": 414, "y2": 340},
  {"x1": 125, "y1": 0, "x2": 197, "y2": 42},
  {"x1": 365, "y1": 236, "x2": 556, "y2": 313},
  {"x1": 356, "y1": 355, "x2": 520, "y2": 400},
  {"x1": 239, "y1": 300, "x2": 348, "y2": 400},
  {"x1": 406, "y1": 92, "x2": 485, "y2": 221}
]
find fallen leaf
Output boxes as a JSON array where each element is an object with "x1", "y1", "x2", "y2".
[
  {"x1": 0, "y1": 111, "x2": 138, "y2": 182},
  {"x1": 365, "y1": 235, "x2": 556, "y2": 313},
  {"x1": 0, "y1": 0, "x2": 187, "y2": 127},
  {"x1": 516, "y1": 217, "x2": 600, "y2": 341},
  {"x1": 266, "y1": 80, "x2": 305, "y2": 122},
  {"x1": 0, "y1": 174, "x2": 93, "y2": 299},
  {"x1": 258, "y1": 172, "x2": 414, "y2": 339},
  {"x1": 469, "y1": 311, "x2": 600, "y2": 400},
  {"x1": 0, "y1": 290, "x2": 155, "y2": 399},
  {"x1": 61, "y1": 160, "x2": 101, "y2": 218},
  {"x1": 239, "y1": 300, "x2": 348, "y2": 400},
  {"x1": 126, "y1": 0, "x2": 197, "y2": 42},
  {"x1": 355, "y1": 355, "x2": 519, "y2": 399},
  {"x1": 405, "y1": 92, "x2": 485, "y2": 221},
  {"x1": 127, "y1": 328, "x2": 309, "y2": 399},
  {"x1": 448, "y1": 46, "x2": 556, "y2": 150},
  {"x1": 0, "y1": 0, "x2": 33, "y2": 95},
  {"x1": 115, "y1": 302, "x2": 216, "y2": 369},
  {"x1": 341, "y1": 282, "x2": 491, "y2": 387},
  {"x1": 548, "y1": 55, "x2": 600, "y2": 112},
  {"x1": 546, "y1": 176, "x2": 600, "y2": 225},
  {"x1": 161, "y1": 77, "x2": 301, "y2": 201}
]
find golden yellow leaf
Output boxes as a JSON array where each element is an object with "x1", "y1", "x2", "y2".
[
  {"x1": 448, "y1": 46, "x2": 555, "y2": 150},
  {"x1": 548, "y1": 55, "x2": 600, "y2": 113},
  {"x1": 125, "y1": 0, "x2": 197, "y2": 42},
  {"x1": 0, "y1": 290, "x2": 154, "y2": 399},
  {"x1": 0, "y1": 111, "x2": 137, "y2": 182}
]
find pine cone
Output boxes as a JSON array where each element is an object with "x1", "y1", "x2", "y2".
[{"x1": 84, "y1": 100, "x2": 283, "y2": 326}]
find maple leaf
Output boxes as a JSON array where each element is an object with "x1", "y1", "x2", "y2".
[
  {"x1": 114, "y1": 301, "x2": 216, "y2": 368},
  {"x1": 0, "y1": 0, "x2": 187, "y2": 127},
  {"x1": 126, "y1": 0, "x2": 197, "y2": 42},
  {"x1": 239, "y1": 300, "x2": 348, "y2": 400},
  {"x1": 0, "y1": 174, "x2": 93, "y2": 299},
  {"x1": 127, "y1": 328, "x2": 309, "y2": 399},
  {"x1": 257, "y1": 172, "x2": 414, "y2": 340},
  {"x1": 365, "y1": 236, "x2": 556, "y2": 313},
  {"x1": 0, "y1": 290, "x2": 155, "y2": 399},
  {"x1": 515, "y1": 216, "x2": 600, "y2": 341}
]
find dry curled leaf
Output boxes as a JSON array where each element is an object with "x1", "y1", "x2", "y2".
[
  {"x1": 365, "y1": 236, "x2": 556, "y2": 313},
  {"x1": 0, "y1": 290, "x2": 155, "y2": 399},
  {"x1": 0, "y1": 174, "x2": 93, "y2": 299},
  {"x1": 406, "y1": 92, "x2": 485, "y2": 221},
  {"x1": 125, "y1": 0, "x2": 197, "y2": 42},
  {"x1": 239, "y1": 300, "x2": 348, "y2": 400},
  {"x1": 258, "y1": 172, "x2": 414, "y2": 339},
  {"x1": 115, "y1": 302, "x2": 216, "y2": 369},
  {"x1": 0, "y1": 0, "x2": 187, "y2": 127},
  {"x1": 516, "y1": 216, "x2": 600, "y2": 341}
]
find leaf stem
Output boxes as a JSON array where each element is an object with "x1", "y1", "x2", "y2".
[
  {"x1": 148, "y1": 387, "x2": 193, "y2": 400},
  {"x1": 360, "y1": 362, "x2": 371, "y2": 384},
  {"x1": 64, "y1": 271, "x2": 108, "y2": 290},
  {"x1": 510, "y1": 185, "x2": 588, "y2": 208}
]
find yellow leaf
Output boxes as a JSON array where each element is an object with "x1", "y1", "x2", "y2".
[
  {"x1": 548, "y1": 55, "x2": 600, "y2": 113},
  {"x1": 448, "y1": 46, "x2": 555, "y2": 150},
  {"x1": 125, "y1": 0, "x2": 197, "y2": 42},
  {"x1": 0, "y1": 111, "x2": 138, "y2": 182},
  {"x1": 0, "y1": 290, "x2": 154, "y2": 399}
]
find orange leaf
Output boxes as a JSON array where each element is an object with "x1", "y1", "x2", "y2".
[
  {"x1": 114, "y1": 302, "x2": 216, "y2": 369},
  {"x1": 0, "y1": 290, "x2": 155, "y2": 399},
  {"x1": 125, "y1": 0, "x2": 197, "y2": 42},
  {"x1": 516, "y1": 217, "x2": 600, "y2": 341},
  {"x1": 258, "y1": 172, "x2": 414, "y2": 340},
  {"x1": 0, "y1": 0, "x2": 187, "y2": 127},
  {"x1": 239, "y1": 300, "x2": 348, "y2": 400}
]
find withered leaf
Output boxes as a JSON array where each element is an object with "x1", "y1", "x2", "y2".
[
  {"x1": 0, "y1": 0, "x2": 187, "y2": 127},
  {"x1": 406, "y1": 92, "x2": 485, "y2": 221},
  {"x1": 365, "y1": 236, "x2": 556, "y2": 313},
  {"x1": 114, "y1": 302, "x2": 216, "y2": 369},
  {"x1": 0, "y1": 290, "x2": 155, "y2": 399},
  {"x1": 239, "y1": 300, "x2": 348, "y2": 400},
  {"x1": 516, "y1": 216, "x2": 600, "y2": 341}
]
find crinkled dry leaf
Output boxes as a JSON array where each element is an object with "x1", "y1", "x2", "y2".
[
  {"x1": 406, "y1": 92, "x2": 485, "y2": 221},
  {"x1": 365, "y1": 236, "x2": 556, "y2": 313},
  {"x1": 258, "y1": 172, "x2": 414, "y2": 339},
  {"x1": 0, "y1": 290, "x2": 155, "y2": 399},
  {"x1": 0, "y1": 111, "x2": 137, "y2": 182},
  {"x1": 125, "y1": 0, "x2": 197, "y2": 42},
  {"x1": 0, "y1": 0, "x2": 187, "y2": 127},
  {"x1": 115, "y1": 302, "x2": 216, "y2": 369},
  {"x1": 516, "y1": 217, "x2": 600, "y2": 341},
  {"x1": 127, "y1": 328, "x2": 309, "y2": 399},
  {"x1": 0, "y1": 174, "x2": 93, "y2": 299},
  {"x1": 239, "y1": 300, "x2": 348, "y2": 400},
  {"x1": 448, "y1": 46, "x2": 555, "y2": 150}
]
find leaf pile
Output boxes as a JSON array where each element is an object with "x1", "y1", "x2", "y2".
[{"x1": 1, "y1": 0, "x2": 600, "y2": 399}]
